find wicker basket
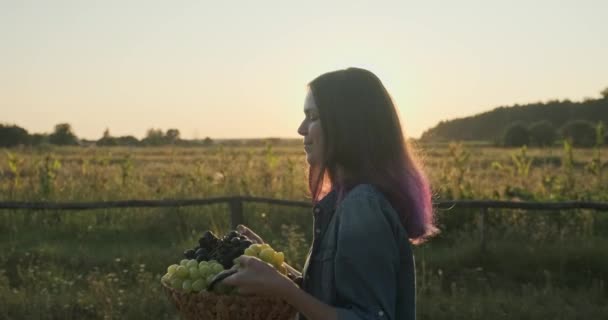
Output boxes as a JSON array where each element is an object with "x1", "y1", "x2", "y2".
[{"x1": 162, "y1": 282, "x2": 297, "y2": 320}]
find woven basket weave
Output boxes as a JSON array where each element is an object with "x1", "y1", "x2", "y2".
[{"x1": 162, "y1": 282, "x2": 297, "y2": 320}]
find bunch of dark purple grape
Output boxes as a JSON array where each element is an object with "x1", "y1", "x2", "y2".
[{"x1": 183, "y1": 230, "x2": 253, "y2": 269}]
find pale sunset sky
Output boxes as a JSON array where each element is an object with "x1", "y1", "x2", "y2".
[{"x1": 1, "y1": 0, "x2": 607, "y2": 140}]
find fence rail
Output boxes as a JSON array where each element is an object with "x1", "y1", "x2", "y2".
[
  {"x1": 2, "y1": 197, "x2": 606, "y2": 251},
  {"x1": 1, "y1": 197, "x2": 608, "y2": 211}
]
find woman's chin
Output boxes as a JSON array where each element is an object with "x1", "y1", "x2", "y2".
[
  {"x1": 305, "y1": 154, "x2": 313, "y2": 166},
  {"x1": 305, "y1": 153, "x2": 317, "y2": 166}
]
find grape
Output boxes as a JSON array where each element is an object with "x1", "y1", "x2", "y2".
[
  {"x1": 175, "y1": 266, "x2": 189, "y2": 278},
  {"x1": 259, "y1": 248, "x2": 275, "y2": 263},
  {"x1": 199, "y1": 264, "x2": 211, "y2": 276},
  {"x1": 163, "y1": 229, "x2": 281, "y2": 293},
  {"x1": 199, "y1": 231, "x2": 219, "y2": 249},
  {"x1": 277, "y1": 264, "x2": 287, "y2": 275},
  {"x1": 170, "y1": 278, "x2": 183, "y2": 289},
  {"x1": 184, "y1": 249, "x2": 196, "y2": 259},
  {"x1": 192, "y1": 279, "x2": 206, "y2": 292},
  {"x1": 211, "y1": 263, "x2": 224, "y2": 274},
  {"x1": 249, "y1": 244, "x2": 262, "y2": 255},
  {"x1": 167, "y1": 264, "x2": 179, "y2": 274},
  {"x1": 189, "y1": 267, "x2": 201, "y2": 279},
  {"x1": 196, "y1": 232, "x2": 251, "y2": 269},
  {"x1": 195, "y1": 248, "x2": 210, "y2": 262},
  {"x1": 186, "y1": 260, "x2": 198, "y2": 269},
  {"x1": 273, "y1": 252, "x2": 285, "y2": 266},
  {"x1": 205, "y1": 230, "x2": 219, "y2": 240}
]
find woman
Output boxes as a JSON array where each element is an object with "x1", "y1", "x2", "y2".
[{"x1": 224, "y1": 67, "x2": 437, "y2": 320}]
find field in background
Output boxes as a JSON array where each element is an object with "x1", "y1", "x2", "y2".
[{"x1": 1, "y1": 143, "x2": 607, "y2": 319}]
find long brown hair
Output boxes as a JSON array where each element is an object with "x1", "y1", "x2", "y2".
[{"x1": 307, "y1": 67, "x2": 437, "y2": 243}]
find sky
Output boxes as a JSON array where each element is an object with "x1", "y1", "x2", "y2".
[{"x1": 1, "y1": 0, "x2": 607, "y2": 140}]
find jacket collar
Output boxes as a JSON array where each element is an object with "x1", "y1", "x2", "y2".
[{"x1": 313, "y1": 188, "x2": 338, "y2": 216}]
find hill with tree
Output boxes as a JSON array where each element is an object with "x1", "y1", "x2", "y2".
[{"x1": 421, "y1": 88, "x2": 608, "y2": 146}]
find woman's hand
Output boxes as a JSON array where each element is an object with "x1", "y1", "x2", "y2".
[
  {"x1": 223, "y1": 255, "x2": 296, "y2": 296},
  {"x1": 225, "y1": 257, "x2": 338, "y2": 320},
  {"x1": 236, "y1": 224, "x2": 264, "y2": 244}
]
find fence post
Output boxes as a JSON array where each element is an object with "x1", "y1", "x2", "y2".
[
  {"x1": 229, "y1": 197, "x2": 244, "y2": 229},
  {"x1": 557, "y1": 210, "x2": 563, "y2": 240},
  {"x1": 479, "y1": 207, "x2": 487, "y2": 253}
]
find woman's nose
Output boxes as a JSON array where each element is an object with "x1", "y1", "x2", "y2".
[{"x1": 297, "y1": 120, "x2": 307, "y2": 136}]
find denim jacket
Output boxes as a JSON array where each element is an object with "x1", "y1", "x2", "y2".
[{"x1": 299, "y1": 184, "x2": 416, "y2": 320}]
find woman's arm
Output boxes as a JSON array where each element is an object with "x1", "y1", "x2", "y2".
[
  {"x1": 282, "y1": 280, "x2": 337, "y2": 320},
  {"x1": 223, "y1": 255, "x2": 337, "y2": 320},
  {"x1": 330, "y1": 190, "x2": 404, "y2": 320}
]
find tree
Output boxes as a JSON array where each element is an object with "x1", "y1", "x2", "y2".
[
  {"x1": 0, "y1": 124, "x2": 29, "y2": 147},
  {"x1": 503, "y1": 122, "x2": 530, "y2": 147},
  {"x1": 165, "y1": 129, "x2": 180, "y2": 144},
  {"x1": 601, "y1": 87, "x2": 608, "y2": 99},
  {"x1": 30, "y1": 133, "x2": 48, "y2": 146},
  {"x1": 48, "y1": 123, "x2": 79, "y2": 145},
  {"x1": 142, "y1": 128, "x2": 165, "y2": 146},
  {"x1": 529, "y1": 121, "x2": 557, "y2": 147},
  {"x1": 97, "y1": 128, "x2": 117, "y2": 146},
  {"x1": 560, "y1": 120, "x2": 596, "y2": 147},
  {"x1": 116, "y1": 136, "x2": 139, "y2": 146},
  {"x1": 203, "y1": 137, "x2": 213, "y2": 146}
]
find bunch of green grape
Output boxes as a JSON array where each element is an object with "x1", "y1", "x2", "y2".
[
  {"x1": 243, "y1": 243, "x2": 287, "y2": 274},
  {"x1": 161, "y1": 259, "x2": 227, "y2": 293}
]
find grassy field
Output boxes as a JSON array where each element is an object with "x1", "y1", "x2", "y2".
[{"x1": 1, "y1": 143, "x2": 607, "y2": 319}]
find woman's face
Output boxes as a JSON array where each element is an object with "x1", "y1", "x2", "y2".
[{"x1": 298, "y1": 90, "x2": 324, "y2": 167}]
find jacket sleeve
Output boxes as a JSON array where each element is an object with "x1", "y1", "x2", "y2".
[{"x1": 333, "y1": 193, "x2": 401, "y2": 320}]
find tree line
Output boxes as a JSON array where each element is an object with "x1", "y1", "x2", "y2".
[
  {"x1": 421, "y1": 88, "x2": 608, "y2": 146},
  {"x1": 0, "y1": 123, "x2": 214, "y2": 148},
  {"x1": 0, "y1": 124, "x2": 302, "y2": 148},
  {"x1": 502, "y1": 120, "x2": 605, "y2": 147}
]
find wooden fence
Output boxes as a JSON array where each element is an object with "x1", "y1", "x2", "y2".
[{"x1": 2, "y1": 197, "x2": 607, "y2": 250}]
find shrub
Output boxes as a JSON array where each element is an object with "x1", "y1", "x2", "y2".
[
  {"x1": 560, "y1": 120, "x2": 596, "y2": 147},
  {"x1": 503, "y1": 122, "x2": 530, "y2": 147},
  {"x1": 529, "y1": 121, "x2": 556, "y2": 147}
]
